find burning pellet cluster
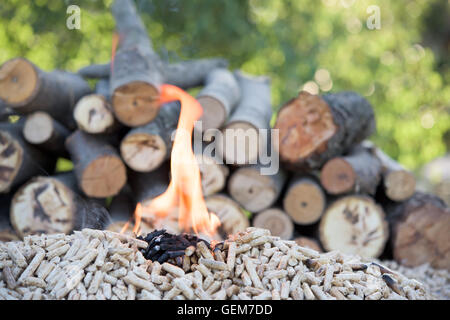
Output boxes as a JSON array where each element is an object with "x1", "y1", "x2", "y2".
[{"x1": 0, "y1": 227, "x2": 433, "y2": 300}]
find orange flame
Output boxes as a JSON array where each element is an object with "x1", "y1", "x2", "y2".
[
  {"x1": 132, "y1": 85, "x2": 220, "y2": 236},
  {"x1": 110, "y1": 32, "x2": 120, "y2": 75}
]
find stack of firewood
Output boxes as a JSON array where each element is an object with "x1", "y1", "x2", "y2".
[{"x1": 0, "y1": 0, "x2": 448, "y2": 272}]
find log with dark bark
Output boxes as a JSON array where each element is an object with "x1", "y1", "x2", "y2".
[
  {"x1": 362, "y1": 141, "x2": 416, "y2": 201},
  {"x1": 228, "y1": 164, "x2": 287, "y2": 212},
  {"x1": 0, "y1": 100, "x2": 15, "y2": 121},
  {"x1": 320, "y1": 145, "x2": 382, "y2": 195},
  {"x1": 65, "y1": 130, "x2": 127, "y2": 198},
  {"x1": 205, "y1": 193, "x2": 250, "y2": 238},
  {"x1": 78, "y1": 58, "x2": 228, "y2": 90},
  {"x1": 0, "y1": 121, "x2": 55, "y2": 193},
  {"x1": 294, "y1": 236, "x2": 322, "y2": 252},
  {"x1": 385, "y1": 192, "x2": 450, "y2": 270},
  {"x1": 22, "y1": 111, "x2": 70, "y2": 158},
  {"x1": 197, "y1": 68, "x2": 240, "y2": 131},
  {"x1": 274, "y1": 91, "x2": 376, "y2": 171},
  {"x1": 128, "y1": 161, "x2": 170, "y2": 204},
  {"x1": 73, "y1": 79, "x2": 118, "y2": 134},
  {"x1": 283, "y1": 175, "x2": 326, "y2": 225},
  {"x1": 0, "y1": 194, "x2": 19, "y2": 241},
  {"x1": 252, "y1": 208, "x2": 294, "y2": 240},
  {"x1": 110, "y1": 0, "x2": 164, "y2": 127},
  {"x1": 319, "y1": 195, "x2": 389, "y2": 258},
  {"x1": 0, "y1": 58, "x2": 92, "y2": 129},
  {"x1": 221, "y1": 71, "x2": 272, "y2": 165},
  {"x1": 120, "y1": 101, "x2": 180, "y2": 172}
]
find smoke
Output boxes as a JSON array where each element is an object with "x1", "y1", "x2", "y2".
[{"x1": 73, "y1": 195, "x2": 112, "y2": 231}]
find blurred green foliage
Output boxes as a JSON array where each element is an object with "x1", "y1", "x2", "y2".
[{"x1": 0, "y1": 0, "x2": 448, "y2": 171}]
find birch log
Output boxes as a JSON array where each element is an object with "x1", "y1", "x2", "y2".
[{"x1": 252, "y1": 208, "x2": 294, "y2": 240}]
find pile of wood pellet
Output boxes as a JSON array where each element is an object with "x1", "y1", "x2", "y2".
[{"x1": 0, "y1": 227, "x2": 433, "y2": 300}]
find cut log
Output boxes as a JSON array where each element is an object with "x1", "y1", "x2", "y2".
[
  {"x1": 22, "y1": 111, "x2": 70, "y2": 158},
  {"x1": 78, "y1": 58, "x2": 228, "y2": 90},
  {"x1": 205, "y1": 194, "x2": 249, "y2": 238},
  {"x1": 0, "y1": 58, "x2": 92, "y2": 129},
  {"x1": 120, "y1": 101, "x2": 180, "y2": 172},
  {"x1": 128, "y1": 161, "x2": 170, "y2": 204},
  {"x1": 196, "y1": 153, "x2": 229, "y2": 197},
  {"x1": 252, "y1": 208, "x2": 294, "y2": 240},
  {"x1": 228, "y1": 165, "x2": 287, "y2": 212},
  {"x1": 385, "y1": 192, "x2": 450, "y2": 270},
  {"x1": 320, "y1": 145, "x2": 382, "y2": 195},
  {"x1": 0, "y1": 121, "x2": 55, "y2": 193},
  {"x1": 73, "y1": 79, "x2": 118, "y2": 134},
  {"x1": 362, "y1": 141, "x2": 416, "y2": 201},
  {"x1": 283, "y1": 175, "x2": 326, "y2": 225},
  {"x1": 319, "y1": 195, "x2": 389, "y2": 258},
  {"x1": 294, "y1": 236, "x2": 322, "y2": 252},
  {"x1": 197, "y1": 68, "x2": 240, "y2": 131},
  {"x1": 221, "y1": 71, "x2": 272, "y2": 165},
  {"x1": 274, "y1": 91, "x2": 376, "y2": 171},
  {"x1": 110, "y1": 0, "x2": 164, "y2": 127},
  {"x1": 108, "y1": 186, "x2": 135, "y2": 222},
  {"x1": 0, "y1": 194, "x2": 19, "y2": 241},
  {"x1": 65, "y1": 130, "x2": 127, "y2": 198}
]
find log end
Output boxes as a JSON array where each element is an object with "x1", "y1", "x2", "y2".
[
  {"x1": 23, "y1": 111, "x2": 54, "y2": 145},
  {"x1": 0, "y1": 130, "x2": 23, "y2": 193},
  {"x1": 0, "y1": 58, "x2": 38, "y2": 106},
  {"x1": 196, "y1": 154, "x2": 228, "y2": 197},
  {"x1": 73, "y1": 94, "x2": 115, "y2": 134},
  {"x1": 80, "y1": 155, "x2": 127, "y2": 198},
  {"x1": 198, "y1": 96, "x2": 227, "y2": 131},
  {"x1": 10, "y1": 177, "x2": 75, "y2": 238},
  {"x1": 112, "y1": 81, "x2": 159, "y2": 127},
  {"x1": 385, "y1": 170, "x2": 416, "y2": 201},
  {"x1": 283, "y1": 179, "x2": 325, "y2": 225},
  {"x1": 320, "y1": 157, "x2": 356, "y2": 194},
  {"x1": 120, "y1": 133, "x2": 167, "y2": 172},
  {"x1": 253, "y1": 208, "x2": 294, "y2": 240},
  {"x1": 274, "y1": 91, "x2": 337, "y2": 166},
  {"x1": 319, "y1": 195, "x2": 389, "y2": 258}
]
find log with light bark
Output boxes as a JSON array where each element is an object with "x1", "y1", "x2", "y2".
[
  {"x1": 65, "y1": 130, "x2": 127, "y2": 198},
  {"x1": 0, "y1": 58, "x2": 92, "y2": 129},
  {"x1": 319, "y1": 195, "x2": 389, "y2": 258},
  {"x1": 22, "y1": 111, "x2": 70, "y2": 158},
  {"x1": 362, "y1": 140, "x2": 416, "y2": 201},
  {"x1": 385, "y1": 192, "x2": 450, "y2": 270},
  {"x1": 0, "y1": 121, "x2": 55, "y2": 193},
  {"x1": 221, "y1": 71, "x2": 272, "y2": 165},
  {"x1": 294, "y1": 236, "x2": 322, "y2": 252},
  {"x1": 252, "y1": 208, "x2": 294, "y2": 240},
  {"x1": 274, "y1": 91, "x2": 376, "y2": 171},
  {"x1": 73, "y1": 79, "x2": 118, "y2": 134},
  {"x1": 282, "y1": 175, "x2": 326, "y2": 225},
  {"x1": 120, "y1": 101, "x2": 180, "y2": 172},
  {"x1": 197, "y1": 68, "x2": 240, "y2": 131},
  {"x1": 205, "y1": 194, "x2": 249, "y2": 238},
  {"x1": 228, "y1": 164, "x2": 287, "y2": 212},
  {"x1": 127, "y1": 161, "x2": 170, "y2": 204},
  {"x1": 320, "y1": 145, "x2": 382, "y2": 195},
  {"x1": 110, "y1": 0, "x2": 164, "y2": 127},
  {"x1": 78, "y1": 58, "x2": 228, "y2": 89}
]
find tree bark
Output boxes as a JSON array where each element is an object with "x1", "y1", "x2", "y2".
[
  {"x1": 120, "y1": 101, "x2": 180, "y2": 172},
  {"x1": 362, "y1": 141, "x2": 416, "y2": 201},
  {"x1": 127, "y1": 161, "x2": 170, "y2": 204},
  {"x1": 0, "y1": 121, "x2": 55, "y2": 193},
  {"x1": 320, "y1": 145, "x2": 382, "y2": 195},
  {"x1": 197, "y1": 68, "x2": 240, "y2": 131},
  {"x1": 282, "y1": 175, "x2": 326, "y2": 225},
  {"x1": 23, "y1": 111, "x2": 70, "y2": 158},
  {"x1": 65, "y1": 130, "x2": 127, "y2": 198},
  {"x1": 228, "y1": 164, "x2": 287, "y2": 212},
  {"x1": 319, "y1": 195, "x2": 389, "y2": 258},
  {"x1": 0, "y1": 194, "x2": 19, "y2": 241},
  {"x1": 205, "y1": 193, "x2": 250, "y2": 239},
  {"x1": 384, "y1": 192, "x2": 450, "y2": 270},
  {"x1": 274, "y1": 91, "x2": 376, "y2": 171},
  {"x1": 221, "y1": 70, "x2": 272, "y2": 165},
  {"x1": 252, "y1": 208, "x2": 294, "y2": 240},
  {"x1": 0, "y1": 58, "x2": 92, "y2": 129}
]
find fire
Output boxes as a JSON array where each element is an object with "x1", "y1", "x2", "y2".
[
  {"x1": 110, "y1": 32, "x2": 120, "y2": 74},
  {"x1": 131, "y1": 85, "x2": 220, "y2": 236}
]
